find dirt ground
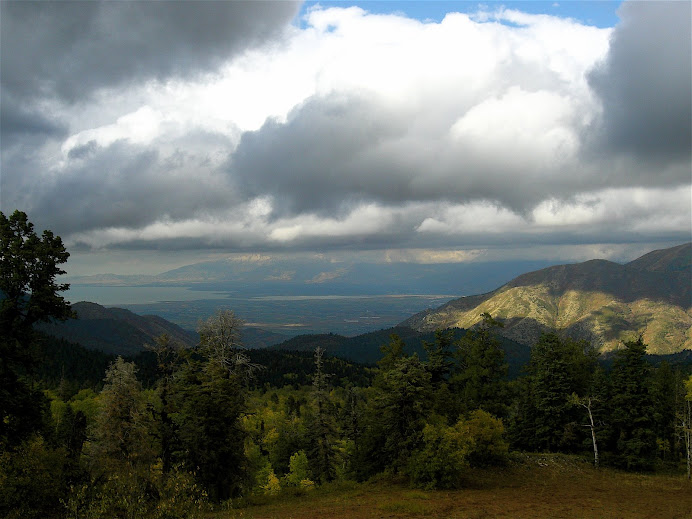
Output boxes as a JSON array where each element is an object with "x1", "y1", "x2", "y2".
[{"x1": 212, "y1": 455, "x2": 692, "y2": 519}]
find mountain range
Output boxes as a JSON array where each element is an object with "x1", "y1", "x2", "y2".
[
  {"x1": 402, "y1": 243, "x2": 691, "y2": 354},
  {"x1": 49, "y1": 243, "x2": 691, "y2": 358}
]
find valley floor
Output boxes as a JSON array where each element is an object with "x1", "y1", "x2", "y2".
[{"x1": 214, "y1": 454, "x2": 691, "y2": 519}]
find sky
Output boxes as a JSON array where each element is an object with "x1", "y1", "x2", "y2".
[{"x1": 1, "y1": 0, "x2": 690, "y2": 276}]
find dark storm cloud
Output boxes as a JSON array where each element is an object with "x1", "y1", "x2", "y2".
[
  {"x1": 67, "y1": 140, "x2": 98, "y2": 160},
  {"x1": 0, "y1": 98, "x2": 65, "y2": 140},
  {"x1": 0, "y1": 0, "x2": 301, "y2": 103},
  {"x1": 232, "y1": 94, "x2": 410, "y2": 216},
  {"x1": 231, "y1": 92, "x2": 589, "y2": 218},
  {"x1": 17, "y1": 136, "x2": 237, "y2": 236},
  {"x1": 0, "y1": 0, "x2": 299, "y2": 229},
  {"x1": 588, "y1": 1, "x2": 692, "y2": 159},
  {"x1": 0, "y1": 91, "x2": 68, "y2": 152}
]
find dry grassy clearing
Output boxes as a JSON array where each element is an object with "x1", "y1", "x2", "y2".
[{"x1": 214, "y1": 455, "x2": 692, "y2": 519}]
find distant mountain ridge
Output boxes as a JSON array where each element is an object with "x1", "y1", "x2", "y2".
[
  {"x1": 401, "y1": 243, "x2": 691, "y2": 354},
  {"x1": 40, "y1": 301, "x2": 289, "y2": 354},
  {"x1": 39, "y1": 301, "x2": 199, "y2": 355},
  {"x1": 627, "y1": 243, "x2": 692, "y2": 273},
  {"x1": 268, "y1": 327, "x2": 532, "y2": 377}
]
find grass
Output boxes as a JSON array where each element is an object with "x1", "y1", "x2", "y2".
[{"x1": 210, "y1": 454, "x2": 692, "y2": 519}]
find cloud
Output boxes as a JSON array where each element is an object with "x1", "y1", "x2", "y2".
[
  {"x1": 230, "y1": 254, "x2": 273, "y2": 264},
  {"x1": 383, "y1": 249, "x2": 486, "y2": 264},
  {"x1": 22, "y1": 135, "x2": 239, "y2": 236},
  {"x1": 416, "y1": 185, "x2": 691, "y2": 240},
  {"x1": 228, "y1": 7, "x2": 614, "y2": 217},
  {"x1": 1, "y1": 1, "x2": 300, "y2": 223},
  {"x1": 0, "y1": 1, "x2": 301, "y2": 104},
  {"x1": 232, "y1": 94, "x2": 409, "y2": 216},
  {"x1": 588, "y1": 1, "x2": 691, "y2": 159},
  {"x1": 307, "y1": 268, "x2": 350, "y2": 284},
  {"x1": 1, "y1": 2, "x2": 689, "y2": 267},
  {"x1": 265, "y1": 271, "x2": 295, "y2": 281},
  {"x1": 0, "y1": 93, "x2": 67, "y2": 144}
]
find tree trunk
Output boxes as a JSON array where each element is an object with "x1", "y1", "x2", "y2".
[
  {"x1": 585, "y1": 397, "x2": 599, "y2": 469},
  {"x1": 686, "y1": 400, "x2": 691, "y2": 481}
]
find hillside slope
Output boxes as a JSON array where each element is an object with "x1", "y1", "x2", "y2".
[
  {"x1": 269, "y1": 326, "x2": 532, "y2": 377},
  {"x1": 402, "y1": 243, "x2": 692, "y2": 354},
  {"x1": 39, "y1": 301, "x2": 199, "y2": 355}
]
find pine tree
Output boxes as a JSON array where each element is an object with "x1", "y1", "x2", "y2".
[
  {"x1": 608, "y1": 337, "x2": 657, "y2": 470},
  {"x1": 650, "y1": 361, "x2": 678, "y2": 461},
  {"x1": 532, "y1": 333, "x2": 575, "y2": 451},
  {"x1": 453, "y1": 313, "x2": 508, "y2": 418},
  {"x1": 173, "y1": 312, "x2": 252, "y2": 500},
  {"x1": 378, "y1": 333, "x2": 406, "y2": 371},
  {"x1": 308, "y1": 347, "x2": 337, "y2": 484},
  {"x1": 89, "y1": 357, "x2": 153, "y2": 466},
  {"x1": 362, "y1": 351, "x2": 432, "y2": 475},
  {"x1": 514, "y1": 333, "x2": 596, "y2": 452},
  {"x1": 0, "y1": 210, "x2": 73, "y2": 449},
  {"x1": 423, "y1": 330, "x2": 455, "y2": 386},
  {"x1": 174, "y1": 358, "x2": 248, "y2": 500},
  {"x1": 146, "y1": 333, "x2": 182, "y2": 474}
]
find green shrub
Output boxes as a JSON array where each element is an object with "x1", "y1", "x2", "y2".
[
  {"x1": 285, "y1": 450, "x2": 312, "y2": 487},
  {"x1": 461, "y1": 409, "x2": 509, "y2": 467},
  {"x1": 408, "y1": 421, "x2": 470, "y2": 489},
  {"x1": 63, "y1": 463, "x2": 208, "y2": 519},
  {"x1": 0, "y1": 436, "x2": 72, "y2": 519},
  {"x1": 408, "y1": 410, "x2": 509, "y2": 489}
]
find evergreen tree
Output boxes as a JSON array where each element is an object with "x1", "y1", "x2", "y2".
[
  {"x1": 377, "y1": 333, "x2": 406, "y2": 371},
  {"x1": 55, "y1": 404, "x2": 87, "y2": 460},
  {"x1": 0, "y1": 211, "x2": 73, "y2": 343},
  {"x1": 89, "y1": 357, "x2": 153, "y2": 466},
  {"x1": 174, "y1": 357, "x2": 248, "y2": 500},
  {"x1": 512, "y1": 333, "x2": 596, "y2": 452},
  {"x1": 608, "y1": 337, "x2": 657, "y2": 470},
  {"x1": 530, "y1": 333, "x2": 576, "y2": 451},
  {"x1": 650, "y1": 361, "x2": 678, "y2": 462},
  {"x1": 307, "y1": 347, "x2": 337, "y2": 483},
  {"x1": 0, "y1": 210, "x2": 73, "y2": 449},
  {"x1": 453, "y1": 313, "x2": 508, "y2": 418},
  {"x1": 359, "y1": 348, "x2": 432, "y2": 476},
  {"x1": 507, "y1": 375, "x2": 538, "y2": 450},
  {"x1": 423, "y1": 330, "x2": 457, "y2": 422},
  {"x1": 146, "y1": 333, "x2": 182, "y2": 474},
  {"x1": 172, "y1": 312, "x2": 252, "y2": 500},
  {"x1": 423, "y1": 330, "x2": 455, "y2": 386}
]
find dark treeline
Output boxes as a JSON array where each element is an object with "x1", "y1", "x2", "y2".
[
  {"x1": 2, "y1": 210, "x2": 692, "y2": 518},
  {"x1": 31, "y1": 333, "x2": 375, "y2": 394},
  {"x1": 268, "y1": 326, "x2": 533, "y2": 378}
]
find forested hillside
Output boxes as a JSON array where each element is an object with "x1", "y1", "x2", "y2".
[
  {"x1": 269, "y1": 326, "x2": 532, "y2": 378},
  {"x1": 38, "y1": 301, "x2": 198, "y2": 355}
]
